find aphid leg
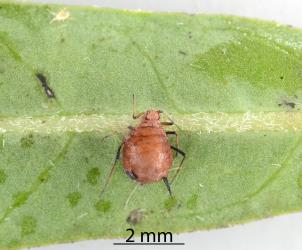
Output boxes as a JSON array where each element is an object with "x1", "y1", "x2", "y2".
[
  {"x1": 128, "y1": 125, "x2": 135, "y2": 131},
  {"x1": 162, "y1": 177, "x2": 172, "y2": 196},
  {"x1": 132, "y1": 94, "x2": 144, "y2": 119},
  {"x1": 161, "y1": 121, "x2": 174, "y2": 126},
  {"x1": 124, "y1": 184, "x2": 139, "y2": 208},
  {"x1": 125, "y1": 170, "x2": 137, "y2": 180},
  {"x1": 99, "y1": 142, "x2": 123, "y2": 199},
  {"x1": 166, "y1": 131, "x2": 179, "y2": 156},
  {"x1": 170, "y1": 146, "x2": 186, "y2": 184},
  {"x1": 161, "y1": 116, "x2": 175, "y2": 126},
  {"x1": 133, "y1": 112, "x2": 144, "y2": 119}
]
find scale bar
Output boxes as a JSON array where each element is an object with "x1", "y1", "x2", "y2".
[{"x1": 113, "y1": 242, "x2": 185, "y2": 245}]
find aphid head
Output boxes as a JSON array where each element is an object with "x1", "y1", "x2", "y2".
[{"x1": 145, "y1": 110, "x2": 162, "y2": 120}]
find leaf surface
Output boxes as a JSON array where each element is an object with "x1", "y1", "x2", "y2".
[{"x1": 1, "y1": 2, "x2": 302, "y2": 249}]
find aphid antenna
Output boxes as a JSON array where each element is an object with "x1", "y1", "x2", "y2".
[
  {"x1": 132, "y1": 94, "x2": 144, "y2": 119},
  {"x1": 99, "y1": 142, "x2": 123, "y2": 200}
]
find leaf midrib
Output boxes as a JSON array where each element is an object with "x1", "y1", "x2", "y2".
[{"x1": 0, "y1": 111, "x2": 301, "y2": 133}]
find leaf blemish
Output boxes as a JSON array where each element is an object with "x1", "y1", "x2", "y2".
[
  {"x1": 35, "y1": 72, "x2": 55, "y2": 99},
  {"x1": 95, "y1": 200, "x2": 111, "y2": 213},
  {"x1": 126, "y1": 208, "x2": 145, "y2": 225},
  {"x1": 38, "y1": 171, "x2": 50, "y2": 183},
  {"x1": 0, "y1": 169, "x2": 7, "y2": 185},
  {"x1": 12, "y1": 191, "x2": 31, "y2": 208},
  {"x1": 186, "y1": 194, "x2": 198, "y2": 209},
  {"x1": 21, "y1": 216, "x2": 37, "y2": 237},
  {"x1": 50, "y1": 8, "x2": 70, "y2": 24},
  {"x1": 278, "y1": 100, "x2": 296, "y2": 109},
  {"x1": 20, "y1": 133, "x2": 34, "y2": 148},
  {"x1": 86, "y1": 167, "x2": 100, "y2": 186},
  {"x1": 66, "y1": 192, "x2": 82, "y2": 208},
  {"x1": 179, "y1": 50, "x2": 187, "y2": 56},
  {"x1": 164, "y1": 197, "x2": 177, "y2": 211},
  {"x1": 0, "y1": 135, "x2": 74, "y2": 226}
]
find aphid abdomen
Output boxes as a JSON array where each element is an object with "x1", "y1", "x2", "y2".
[
  {"x1": 100, "y1": 96, "x2": 186, "y2": 198},
  {"x1": 122, "y1": 127, "x2": 173, "y2": 184}
]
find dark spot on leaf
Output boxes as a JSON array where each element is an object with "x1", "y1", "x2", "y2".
[
  {"x1": 38, "y1": 170, "x2": 50, "y2": 183},
  {"x1": 21, "y1": 216, "x2": 37, "y2": 236},
  {"x1": 164, "y1": 197, "x2": 177, "y2": 211},
  {"x1": 279, "y1": 100, "x2": 296, "y2": 109},
  {"x1": 127, "y1": 209, "x2": 144, "y2": 225},
  {"x1": 0, "y1": 169, "x2": 7, "y2": 184},
  {"x1": 95, "y1": 200, "x2": 111, "y2": 213},
  {"x1": 35, "y1": 72, "x2": 55, "y2": 98},
  {"x1": 298, "y1": 172, "x2": 302, "y2": 189},
  {"x1": 280, "y1": 76, "x2": 284, "y2": 80},
  {"x1": 179, "y1": 50, "x2": 187, "y2": 55},
  {"x1": 186, "y1": 194, "x2": 198, "y2": 209},
  {"x1": 286, "y1": 102, "x2": 296, "y2": 108},
  {"x1": 87, "y1": 167, "x2": 100, "y2": 186},
  {"x1": 60, "y1": 37, "x2": 65, "y2": 43},
  {"x1": 66, "y1": 192, "x2": 82, "y2": 208},
  {"x1": 12, "y1": 191, "x2": 30, "y2": 207},
  {"x1": 188, "y1": 32, "x2": 192, "y2": 39},
  {"x1": 20, "y1": 134, "x2": 34, "y2": 148}
]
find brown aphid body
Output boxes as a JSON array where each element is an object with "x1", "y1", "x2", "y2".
[
  {"x1": 123, "y1": 110, "x2": 173, "y2": 184},
  {"x1": 100, "y1": 96, "x2": 185, "y2": 197}
]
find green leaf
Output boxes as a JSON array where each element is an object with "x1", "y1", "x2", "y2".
[{"x1": 1, "y1": 2, "x2": 302, "y2": 249}]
